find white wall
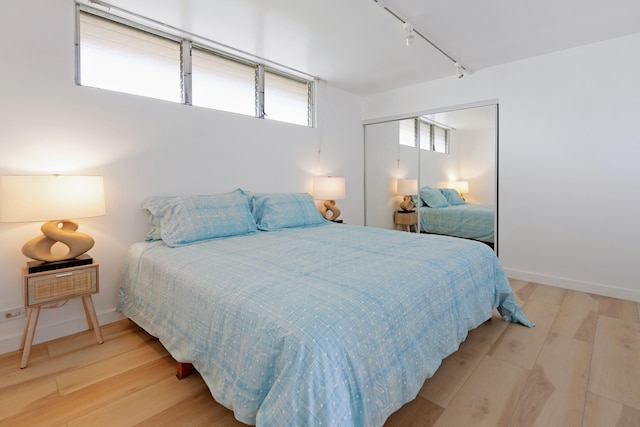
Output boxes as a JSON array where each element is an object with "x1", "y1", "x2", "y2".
[
  {"x1": 364, "y1": 121, "x2": 419, "y2": 229},
  {"x1": 365, "y1": 33, "x2": 640, "y2": 302},
  {"x1": 0, "y1": 0, "x2": 364, "y2": 354},
  {"x1": 454, "y1": 125, "x2": 496, "y2": 205}
]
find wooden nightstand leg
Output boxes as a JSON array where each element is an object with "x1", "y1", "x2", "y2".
[
  {"x1": 20, "y1": 306, "x2": 41, "y2": 369},
  {"x1": 81, "y1": 296, "x2": 104, "y2": 344},
  {"x1": 19, "y1": 307, "x2": 32, "y2": 351}
]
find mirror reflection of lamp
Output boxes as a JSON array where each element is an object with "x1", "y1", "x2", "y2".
[
  {"x1": 396, "y1": 179, "x2": 418, "y2": 212},
  {"x1": 0, "y1": 175, "x2": 105, "y2": 263},
  {"x1": 312, "y1": 176, "x2": 346, "y2": 222},
  {"x1": 449, "y1": 180, "x2": 469, "y2": 201}
]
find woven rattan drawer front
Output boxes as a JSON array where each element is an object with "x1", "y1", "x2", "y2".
[{"x1": 26, "y1": 266, "x2": 97, "y2": 307}]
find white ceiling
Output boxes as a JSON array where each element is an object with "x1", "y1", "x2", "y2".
[{"x1": 102, "y1": 0, "x2": 640, "y2": 96}]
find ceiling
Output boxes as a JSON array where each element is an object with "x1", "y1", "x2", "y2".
[{"x1": 101, "y1": 0, "x2": 640, "y2": 96}]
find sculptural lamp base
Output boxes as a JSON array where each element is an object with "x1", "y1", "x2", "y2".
[
  {"x1": 320, "y1": 199, "x2": 341, "y2": 222},
  {"x1": 399, "y1": 195, "x2": 415, "y2": 212},
  {"x1": 21, "y1": 219, "x2": 95, "y2": 262}
]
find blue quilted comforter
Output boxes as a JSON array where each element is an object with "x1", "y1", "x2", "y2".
[
  {"x1": 118, "y1": 223, "x2": 531, "y2": 426},
  {"x1": 419, "y1": 203, "x2": 494, "y2": 243}
]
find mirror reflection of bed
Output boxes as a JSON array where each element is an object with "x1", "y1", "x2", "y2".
[
  {"x1": 364, "y1": 103, "x2": 497, "y2": 249},
  {"x1": 418, "y1": 185, "x2": 495, "y2": 248}
]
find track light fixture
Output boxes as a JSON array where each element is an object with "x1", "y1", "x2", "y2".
[
  {"x1": 373, "y1": 0, "x2": 470, "y2": 79},
  {"x1": 455, "y1": 62, "x2": 468, "y2": 79},
  {"x1": 403, "y1": 22, "x2": 415, "y2": 46}
]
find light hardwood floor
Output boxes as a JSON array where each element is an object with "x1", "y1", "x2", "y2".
[{"x1": 1, "y1": 280, "x2": 638, "y2": 426}]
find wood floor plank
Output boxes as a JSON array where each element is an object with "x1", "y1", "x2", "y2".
[
  {"x1": 0, "y1": 377, "x2": 58, "y2": 422},
  {"x1": 596, "y1": 296, "x2": 640, "y2": 322},
  {"x1": 56, "y1": 338, "x2": 168, "y2": 395},
  {"x1": 508, "y1": 279, "x2": 537, "y2": 306},
  {"x1": 1, "y1": 324, "x2": 155, "y2": 389},
  {"x1": 67, "y1": 373, "x2": 210, "y2": 426},
  {"x1": 510, "y1": 333, "x2": 591, "y2": 427},
  {"x1": 0, "y1": 356, "x2": 176, "y2": 427},
  {"x1": 418, "y1": 314, "x2": 508, "y2": 408},
  {"x1": 47, "y1": 318, "x2": 143, "y2": 358},
  {"x1": 134, "y1": 385, "x2": 244, "y2": 427},
  {"x1": 433, "y1": 355, "x2": 528, "y2": 427},
  {"x1": 583, "y1": 392, "x2": 624, "y2": 427},
  {"x1": 489, "y1": 285, "x2": 564, "y2": 370},
  {"x1": 551, "y1": 290, "x2": 599, "y2": 343},
  {"x1": 384, "y1": 395, "x2": 444, "y2": 427},
  {"x1": 589, "y1": 316, "x2": 640, "y2": 410}
]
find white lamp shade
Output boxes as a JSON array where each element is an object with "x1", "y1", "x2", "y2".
[
  {"x1": 396, "y1": 179, "x2": 418, "y2": 195},
  {"x1": 449, "y1": 181, "x2": 469, "y2": 194},
  {"x1": 312, "y1": 176, "x2": 346, "y2": 200},
  {"x1": 0, "y1": 175, "x2": 106, "y2": 222}
]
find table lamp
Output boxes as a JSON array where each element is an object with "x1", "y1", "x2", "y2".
[
  {"x1": 449, "y1": 181, "x2": 469, "y2": 201},
  {"x1": 312, "y1": 176, "x2": 346, "y2": 222},
  {"x1": 0, "y1": 175, "x2": 105, "y2": 263},
  {"x1": 396, "y1": 179, "x2": 418, "y2": 212}
]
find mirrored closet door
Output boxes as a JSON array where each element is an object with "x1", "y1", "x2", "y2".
[{"x1": 364, "y1": 103, "x2": 499, "y2": 250}]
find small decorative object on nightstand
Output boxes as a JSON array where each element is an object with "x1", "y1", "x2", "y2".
[
  {"x1": 19, "y1": 262, "x2": 103, "y2": 368},
  {"x1": 394, "y1": 211, "x2": 418, "y2": 233},
  {"x1": 312, "y1": 176, "x2": 346, "y2": 222},
  {"x1": 396, "y1": 179, "x2": 418, "y2": 212}
]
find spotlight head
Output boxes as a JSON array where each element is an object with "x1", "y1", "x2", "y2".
[
  {"x1": 454, "y1": 62, "x2": 466, "y2": 79},
  {"x1": 403, "y1": 22, "x2": 414, "y2": 46},
  {"x1": 406, "y1": 34, "x2": 415, "y2": 46}
]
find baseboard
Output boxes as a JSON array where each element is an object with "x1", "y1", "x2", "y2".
[
  {"x1": 0, "y1": 309, "x2": 125, "y2": 356},
  {"x1": 504, "y1": 268, "x2": 640, "y2": 303}
]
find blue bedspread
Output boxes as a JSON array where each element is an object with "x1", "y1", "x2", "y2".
[
  {"x1": 419, "y1": 203, "x2": 494, "y2": 243},
  {"x1": 118, "y1": 224, "x2": 531, "y2": 426}
]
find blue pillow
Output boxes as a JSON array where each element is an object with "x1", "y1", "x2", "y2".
[
  {"x1": 439, "y1": 188, "x2": 466, "y2": 205},
  {"x1": 252, "y1": 193, "x2": 327, "y2": 230},
  {"x1": 143, "y1": 196, "x2": 172, "y2": 241},
  {"x1": 420, "y1": 187, "x2": 449, "y2": 208},
  {"x1": 144, "y1": 194, "x2": 257, "y2": 247}
]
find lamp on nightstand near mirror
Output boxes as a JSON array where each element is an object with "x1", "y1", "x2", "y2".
[
  {"x1": 396, "y1": 178, "x2": 418, "y2": 212},
  {"x1": 0, "y1": 175, "x2": 106, "y2": 266},
  {"x1": 449, "y1": 180, "x2": 469, "y2": 201},
  {"x1": 312, "y1": 176, "x2": 346, "y2": 222}
]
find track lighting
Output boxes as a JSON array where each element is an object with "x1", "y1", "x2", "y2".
[
  {"x1": 373, "y1": 0, "x2": 471, "y2": 80},
  {"x1": 455, "y1": 62, "x2": 468, "y2": 79},
  {"x1": 403, "y1": 22, "x2": 414, "y2": 46}
]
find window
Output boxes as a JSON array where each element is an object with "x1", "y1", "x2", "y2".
[
  {"x1": 192, "y1": 48, "x2": 256, "y2": 117},
  {"x1": 78, "y1": 12, "x2": 181, "y2": 103},
  {"x1": 264, "y1": 71, "x2": 311, "y2": 126},
  {"x1": 77, "y1": 9, "x2": 314, "y2": 127},
  {"x1": 399, "y1": 119, "x2": 417, "y2": 147},
  {"x1": 398, "y1": 117, "x2": 450, "y2": 153}
]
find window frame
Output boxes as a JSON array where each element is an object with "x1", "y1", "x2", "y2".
[{"x1": 75, "y1": 4, "x2": 315, "y2": 127}]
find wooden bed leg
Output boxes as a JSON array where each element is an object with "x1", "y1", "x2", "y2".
[{"x1": 176, "y1": 362, "x2": 194, "y2": 379}]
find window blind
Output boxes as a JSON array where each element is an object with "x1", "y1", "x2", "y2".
[
  {"x1": 399, "y1": 119, "x2": 416, "y2": 147},
  {"x1": 433, "y1": 126, "x2": 449, "y2": 153},
  {"x1": 79, "y1": 11, "x2": 181, "y2": 103},
  {"x1": 264, "y1": 71, "x2": 310, "y2": 126},
  {"x1": 191, "y1": 48, "x2": 256, "y2": 117}
]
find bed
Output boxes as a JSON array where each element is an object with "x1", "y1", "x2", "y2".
[
  {"x1": 418, "y1": 187, "x2": 494, "y2": 244},
  {"x1": 118, "y1": 191, "x2": 531, "y2": 426}
]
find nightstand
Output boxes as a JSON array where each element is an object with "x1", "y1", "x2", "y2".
[
  {"x1": 20, "y1": 262, "x2": 104, "y2": 368},
  {"x1": 394, "y1": 211, "x2": 418, "y2": 233}
]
